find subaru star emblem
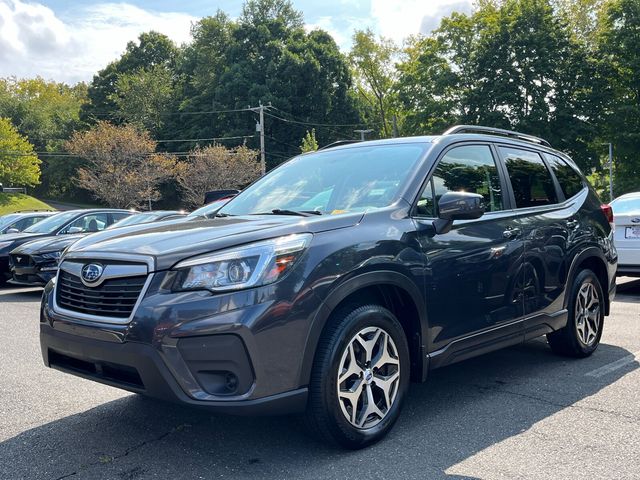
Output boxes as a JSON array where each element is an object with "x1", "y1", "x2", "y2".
[
  {"x1": 632, "y1": 218, "x2": 640, "y2": 224},
  {"x1": 81, "y1": 263, "x2": 104, "y2": 284}
]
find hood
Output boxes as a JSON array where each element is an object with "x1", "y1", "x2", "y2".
[
  {"x1": 66, "y1": 213, "x2": 363, "y2": 271},
  {"x1": 0, "y1": 232, "x2": 50, "y2": 255},
  {"x1": 11, "y1": 234, "x2": 85, "y2": 255}
]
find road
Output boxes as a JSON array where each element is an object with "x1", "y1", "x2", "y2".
[{"x1": 0, "y1": 279, "x2": 638, "y2": 480}]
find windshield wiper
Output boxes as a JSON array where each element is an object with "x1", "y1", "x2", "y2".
[{"x1": 270, "y1": 209, "x2": 322, "y2": 217}]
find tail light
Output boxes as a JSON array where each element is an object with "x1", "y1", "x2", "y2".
[{"x1": 601, "y1": 204, "x2": 614, "y2": 224}]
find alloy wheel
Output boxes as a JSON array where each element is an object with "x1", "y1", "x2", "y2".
[
  {"x1": 575, "y1": 282, "x2": 601, "y2": 346},
  {"x1": 336, "y1": 326, "x2": 400, "y2": 429}
]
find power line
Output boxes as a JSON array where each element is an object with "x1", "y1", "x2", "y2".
[
  {"x1": 87, "y1": 106, "x2": 257, "y2": 117},
  {"x1": 156, "y1": 135, "x2": 254, "y2": 143},
  {"x1": 263, "y1": 110, "x2": 368, "y2": 128}
]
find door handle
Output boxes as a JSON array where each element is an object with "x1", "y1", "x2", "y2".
[
  {"x1": 566, "y1": 219, "x2": 578, "y2": 229},
  {"x1": 503, "y1": 228, "x2": 520, "y2": 239}
]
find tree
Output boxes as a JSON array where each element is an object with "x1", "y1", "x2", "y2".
[
  {"x1": 0, "y1": 118, "x2": 40, "y2": 187},
  {"x1": 396, "y1": 0, "x2": 596, "y2": 169},
  {"x1": 594, "y1": 0, "x2": 640, "y2": 196},
  {"x1": 173, "y1": 0, "x2": 361, "y2": 167},
  {"x1": 81, "y1": 32, "x2": 177, "y2": 124},
  {"x1": 66, "y1": 122, "x2": 175, "y2": 208},
  {"x1": 349, "y1": 29, "x2": 398, "y2": 137},
  {"x1": 175, "y1": 144, "x2": 260, "y2": 208},
  {"x1": 300, "y1": 129, "x2": 318, "y2": 152},
  {"x1": 0, "y1": 77, "x2": 87, "y2": 198},
  {"x1": 110, "y1": 65, "x2": 174, "y2": 136}
]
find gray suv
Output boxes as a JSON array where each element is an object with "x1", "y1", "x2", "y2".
[{"x1": 39, "y1": 126, "x2": 617, "y2": 448}]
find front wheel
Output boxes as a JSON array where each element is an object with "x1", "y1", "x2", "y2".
[
  {"x1": 306, "y1": 304, "x2": 410, "y2": 449},
  {"x1": 547, "y1": 269, "x2": 604, "y2": 357}
]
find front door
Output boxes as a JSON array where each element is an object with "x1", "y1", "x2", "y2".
[{"x1": 413, "y1": 143, "x2": 525, "y2": 364}]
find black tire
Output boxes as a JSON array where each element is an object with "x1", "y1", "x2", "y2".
[
  {"x1": 547, "y1": 269, "x2": 604, "y2": 358},
  {"x1": 306, "y1": 304, "x2": 410, "y2": 449}
]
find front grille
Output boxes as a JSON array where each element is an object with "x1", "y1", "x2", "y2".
[
  {"x1": 10, "y1": 254, "x2": 33, "y2": 267},
  {"x1": 56, "y1": 269, "x2": 147, "y2": 318}
]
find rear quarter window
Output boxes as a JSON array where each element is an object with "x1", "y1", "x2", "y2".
[{"x1": 544, "y1": 153, "x2": 585, "y2": 200}]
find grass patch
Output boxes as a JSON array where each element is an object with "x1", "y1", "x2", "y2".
[{"x1": 0, "y1": 192, "x2": 53, "y2": 216}]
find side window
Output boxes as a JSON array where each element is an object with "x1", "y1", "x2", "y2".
[
  {"x1": 544, "y1": 154, "x2": 585, "y2": 200},
  {"x1": 500, "y1": 147, "x2": 558, "y2": 208},
  {"x1": 416, "y1": 145, "x2": 504, "y2": 217},
  {"x1": 65, "y1": 213, "x2": 109, "y2": 233},
  {"x1": 110, "y1": 212, "x2": 130, "y2": 225}
]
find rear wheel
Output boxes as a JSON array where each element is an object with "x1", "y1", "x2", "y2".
[
  {"x1": 547, "y1": 269, "x2": 604, "y2": 357},
  {"x1": 306, "y1": 304, "x2": 410, "y2": 449}
]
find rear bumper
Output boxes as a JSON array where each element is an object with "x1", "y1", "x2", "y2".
[{"x1": 40, "y1": 323, "x2": 308, "y2": 415}]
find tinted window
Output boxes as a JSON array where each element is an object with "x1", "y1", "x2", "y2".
[
  {"x1": 544, "y1": 154, "x2": 584, "y2": 199},
  {"x1": 24, "y1": 211, "x2": 78, "y2": 233},
  {"x1": 416, "y1": 145, "x2": 503, "y2": 217},
  {"x1": 501, "y1": 147, "x2": 558, "y2": 208}
]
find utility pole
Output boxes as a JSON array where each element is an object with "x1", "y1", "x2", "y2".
[
  {"x1": 354, "y1": 129, "x2": 373, "y2": 141},
  {"x1": 253, "y1": 104, "x2": 266, "y2": 175},
  {"x1": 608, "y1": 142, "x2": 613, "y2": 201},
  {"x1": 601, "y1": 142, "x2": 614, "y2": 201}
]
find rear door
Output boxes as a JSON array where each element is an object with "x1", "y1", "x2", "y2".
[
  {"x1": 413, "y1": 143, "x2": 525, "y2": 359},
  {"x1": 498, "y1": 146, "x2": 577, "y2": 338}
]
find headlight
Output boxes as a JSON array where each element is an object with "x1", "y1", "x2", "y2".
[
  {"x1": 173, "y1": 233, "x2": 312, "y2": 292},
  {"x1": 41, "y1": 250, "x2": 62, "y2": 261},
  {"x1": 0, "y1": 241, "x2": 14, "y2": 250}
]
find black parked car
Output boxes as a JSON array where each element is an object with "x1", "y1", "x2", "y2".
[
  {"x1": 0, "y1": 209, "x2": 130, "y2": 285},
  {"x1": 0, "y1": 211, "x2": 57, "y2": 234},
  {"x1": 9, "y1": 211, "x2": 183, "y2": 286},
  {"x1": 40, "y1": 126, "x2": 617, "y2": 448}
]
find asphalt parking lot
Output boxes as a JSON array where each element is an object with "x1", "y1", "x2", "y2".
[{"x1": 0, "y1": 280, "x2": 638, "y2": 480}]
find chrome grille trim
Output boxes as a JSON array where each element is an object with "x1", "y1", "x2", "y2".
[{"x1": 52, "y1": 256, "x2": 154, "y2": 325}]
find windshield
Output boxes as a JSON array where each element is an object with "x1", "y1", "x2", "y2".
[
  {"x1": 219, "y1": 144, "x2": 427, "y2": 216},
  {"x1": 187, "y1": 199, "x2": 232, "y2": 219},
  {"x1": 110, "y1": 212, "x2": 167, "y2": 228},
  {"x1": 24, "y1": 211, "x2": 78, "y2": 233},
  {"x1": 611, "y1": 197, "x2": 640, "y2": 215},
  {"x1": 0, "y1": 214, "x2": 20, "y2": 230}
]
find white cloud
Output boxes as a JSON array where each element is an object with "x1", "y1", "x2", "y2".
[
  {"x1": 370, "y1": 0, "x2": 472, "y2": 44},
  {"x1": 0, "y1": 0, "x2": 197, "y2": 83}
]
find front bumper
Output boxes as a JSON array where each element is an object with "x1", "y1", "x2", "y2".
[
  {"x1": 40, "y1": 264, "x2": 321, "y2": 414},
  {"x1": 10, "y1": 256, "x2": 57, "y2": 286},
  {"x1": 40, "y1": 323, "x2": 307, "y2": 415}
]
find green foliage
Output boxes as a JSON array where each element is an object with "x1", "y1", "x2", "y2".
[
  {"x1": 0, "y1": 117, "x2": 41, "y2": 187},
  {"x1": 396, "y1": 0, "x2": 598, "y2": 171},
  {"x1": 350, "y1": 29, "x2": 398, "y2": 137},
  {"x1": 594, "y1": 0, "x2": 640, "y2": 196},
  {"x1": 0, "y1": 77, "x2": 86, "y2": 197},
  {"x1": 300, "y1": 129, "x2": 318, "y2": 152},
  {"x1": 0, "y1": 192, "x2": 51, "y2": 216},
  {"x1": 81, "y1": 31, "x2": 178, "y2": 125},
  {"x1": 109, "y1": 65, "x2": 174, "y2": 135}
]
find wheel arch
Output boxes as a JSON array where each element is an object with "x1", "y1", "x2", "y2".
[
  {"x1": 300, "y1": 271, "x2": 429, "y2": 388},
  {"x1": 565, "y1": 248, "x2": 611, "y2": 316}
]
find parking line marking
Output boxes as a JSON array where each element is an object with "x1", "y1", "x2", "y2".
[{"x1": 585, "y1": 351, "x2": 640, "y2": 378}]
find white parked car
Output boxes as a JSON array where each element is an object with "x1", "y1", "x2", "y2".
[{"x1": 610, "y1": 192, "x2": 640, "y2": 277}]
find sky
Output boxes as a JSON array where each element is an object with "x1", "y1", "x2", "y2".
[{"x1": 0, "y1": 0, "x2": 472, "y2": 84}]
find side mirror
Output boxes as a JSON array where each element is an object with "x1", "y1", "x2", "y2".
[
  {"x1": 433, "y1": 191, "x2": 485, "y2": 234},
  {"x1": 66, "y1": 226, "x2": 83, "y2": 234},
  {"x1": 6, "y1": 228, "x2": 19, "y2": 234}
]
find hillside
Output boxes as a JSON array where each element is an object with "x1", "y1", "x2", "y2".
[{"x1": 0, "y1": 193, "x2": 53, "y2": 216}]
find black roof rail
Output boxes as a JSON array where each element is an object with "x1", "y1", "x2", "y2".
[
  {"x1": 318, "y1": 140, "x2": 362, "y2": 150},
  {"x1": 443, "y1": 125, "x2": 551, "y2": 148}
]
